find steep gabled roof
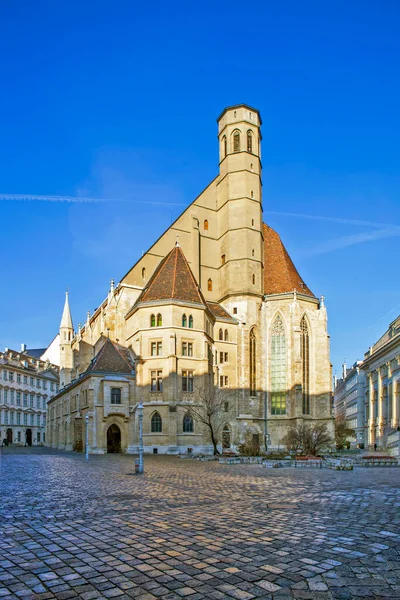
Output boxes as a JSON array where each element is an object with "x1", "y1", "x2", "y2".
[
  {"x1": 87, "y1": 338, "x2": 134, "y2": 375},
  {"x1": 136, "y1": 244, "x2": 206, "y2": 306},
  {"x1": 60, "y1": 292, "x2": 73, "y2": 329},
  {"x1": 263, "y1": 223, "x2": 314, "y2": 297},
  {"x1": 206, "y1": 302, "x2": 235, "y2": 322}
]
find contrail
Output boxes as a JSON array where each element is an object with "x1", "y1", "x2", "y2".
[
  {"x1": 0, "y1": 193, "x2": 187, "y2": 206},
  {"x1": 265, "y1": 210, "x2": 400, "y2": 231}
]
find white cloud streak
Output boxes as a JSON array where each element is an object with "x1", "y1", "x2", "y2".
[
  {"x1": 300, "y1": 227, "x2": 400, "y2": 257},
  {"x1": 265, "y1": 210, "x2": 400, "y2": 232},
  {"x1": 0, "y1": 193, "x2": 187, "y2": 206}
]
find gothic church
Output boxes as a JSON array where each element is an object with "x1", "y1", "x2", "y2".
[{"x1": 47, "y1": 104, "x2": 333, "y2": 454}]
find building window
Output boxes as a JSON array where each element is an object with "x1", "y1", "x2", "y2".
[
  {"x1": 252, "y1": 274, "x2": 255, "y2": 285},
  {"x1": 111, "y1": 388, "x2": 122, "y2": 404},
  {"x1": 10, "y1": 391, "x2": 14, "y2": 404},
  {"x1": 4, "y1": 390, "x2": 8, "y2": 404},
  {"x1": 219, "y1": 329, "x2": 223, "y2": 341},
  {"x1": 247, "y1": 130, "x2": 253, "y2": 153},
  {"x1": 151, "y1": 412, "x2": 162, "y2": 433},
  {"x1": 224, "y1": 401, "x2": 229, "y2": 412},
  {"x1": 182, "y1": 370, "x2": 194, "y2": 392},
  {"x1": 151, "y1": 370, "x2": 163, "y2": 392},
  {"x1": 204, "y1": 219, "x2": 209, "y2": 231},
  {"x1": 233, "y1": 131, "x2": 240, "y2": 152},
  {"x1": 24, "y1": 376, "x2": 27, "y2": 384},
  {"x1": 224, "y1": 329, "x2": 228, "y2": 341},
  {"x1": 30, "y1": 394, "x2": 34, "y2": 408},
  {"x1": 23, "y1": 413, "x2": 28, "y2": 425},
  {"x1": 150, "y1": 314, "x2": 156, "y2": 327},
  {"x1": 220, "y1": 375, "x2": 228, "y2": 387},
  {"x1": 182, "y1": 314, "x2": 187, "y2": 327},
  {"x1": 16, "y1": 393, "x2": 21, "y2": 406},
  {"x1": 157, "y1": 313, "x2": 162, "y2": 327},
  {"x1": 271, "y1": 315, "x2": 286, "y2": 415},
  {"x1": 249, "y1": 328, "x2": 256, "y2": 396},
  {"x1": 233, "y1": 307, "x2": 237, "y2": 314},
  {"x1": 17, "y1": 412, "x2": 21, "y2": 425},
  {"x1": 222, "y1": 135, "x2": 227, "y2": 158},
  {"x1": 30, "y1": 414, "x2": 34, "y2": 426},
  {"x1": 207, "y1": 278, "x2": 212, "y2": 292},
  {"x1": 221, "y1": 254, "x2": 225, "y2": 265},
  {"x1": 301, "y1": 316, "x2": 310, "y2": 415},
  {"x1": 182, "y1": 342, "x2": 193, "y2": 357},
  {"x1": 30, "y1": 377, "x2": 34, "y2": 386},
  {"x1": 252, "y1": 248, "x2": 255, "y2": 256},
  {"x1": 183, "y1": 413, "x2": 194, "y2": 432},
  {"x1": 9, "y1": 372, "x2": 14, "y2": 383},
  {"x1": 36, "y1": 395, "x2": 40, "y2": 408},
  {"x1": 188, "y1": 315, "x2": 193, "y2": 328},
  {"x1": 4, "y1": 411, "x2": 8, "y2": 425},
  {"x1": 151, "y1": 342, "x2": 162, "y2": 356},
  {"x1": 142, "y1": 267, "x2": 146, "y2": 279},
  {"x1": 23, "y1": 394, "x2": 27, "y2": 407}
]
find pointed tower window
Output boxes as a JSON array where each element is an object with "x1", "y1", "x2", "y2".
[
  {"x1": 207, "y1": 278, "x2": 212, "y2": 291},
  {"x1": 221, "y1": 254, "x2": 225, "y2": 265},
  {"x1": 301, "y1": 316, "x2": 310, "y2": 414},
  {"x1": 151, "y1": 412, "x2": 162, "y2": 433},
  {"x1": 150, "y1": 314, "x2": 156, "y2": 327},
  {"x1": 204, "y1": 219, "x2": 209, "y2": 231},
  {"x1": 224, "y1": 329, "x2": 228, "y2": 341},
  {"x1": 219, "y1": 329, "x2": 223, "y2": 341},
  {"x1": 233, "y1": 131, "x2": 240, "y2": 153},
  {"x1": 188, "y1": 315, "x2": 193, "y2": 328},
  {"x1": 157, "y1": 314, "x2": 162, "y2": 327},
  {"x1": 252, "y1": 274, "x2": 255, "y2": 285},
  {"x1": 271, "y1": 315, "x2": 286, "y2": 415},
  {"x1": 142, "y1": 267, "x2": 146, "y2": 279},
  {"x1": 222, "y1": 136, "x2": 227, "y2": 158},
  {"x1": 247, "y1": 130, "x2": 253, "y2": 153},
  {"x1": 182, "y1": 314, "x2": 187, "y2": 327}
]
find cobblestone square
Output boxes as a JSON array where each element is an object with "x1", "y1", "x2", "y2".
[{"x1": 0, "y1": 448, "x2": 399, "y2": 599}]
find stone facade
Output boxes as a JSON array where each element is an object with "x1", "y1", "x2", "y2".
[
  {"x1": 333, "y1": 362, "x2": 366, "y2": 447},
  {"x1": 48, "y1": 104, "x2": 333, "y2": 454}
]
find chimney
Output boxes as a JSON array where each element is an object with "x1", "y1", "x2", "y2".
[
  {"x1": 21, "y1": 343, "x2": 27, "y2": 352},
  {"x1": 342, "y1": 362, "x2": 347, "y2": 379}
]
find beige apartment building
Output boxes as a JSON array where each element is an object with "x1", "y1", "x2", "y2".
[
  {"x1": 0, "y1": 346, "x2": 59, "y2": 446},
  {"x1": 47, "y1": 104, "x2": 333, "y2": 454}
]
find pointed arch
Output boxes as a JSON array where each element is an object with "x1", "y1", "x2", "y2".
[
  {"x1": 247, "y1": 130, "x2": 253, "y2": 153},
  {"x1": 271, "y1": 314, "x2": 286, "y2": 415},
  {"x1": 188, "y1": 315, "x2": 193, "y2": 328},
  {"x1": 204, "y1": 219, "x2": 209, "y2": 231},
  {"x1": 157, "y1": 313, "x2": 162, "y2": 327},
  {"x1": 207, "y1": 278, "x2": 212, "y2": 291},
  {"x1": 300, "y1": 315, "x2": 310, "y2": 415},
  {"x1": 224, "y1": 329, "x2": 228, "y2": 341},
  {"x1": 219, "y1": 328, "x2": 223, "y2": 341},
  {"x1": 150, "y1": 314, "x2": 156, "y2": 327},
  {"x1": 232, "y1": 130, "x2": 241, "y2": 153},
  {"x1": 142, "y1": 267, "x2": 146, "y2": 279},
  {"x1": 183, "y1": 413, "x2": 194, "y2": 433},
  {"x1": 249, "y1": 327, "x2": 256, "y2": 396},
  {"x1": 182, "y1": 314, "x2": 187, "y2": 327},
  {"x1": 151, "y1": 411, "x2": 162, "y2": 433},
  {"x1": 221, "y1": 135, "x2": 227, "y2": 158}
]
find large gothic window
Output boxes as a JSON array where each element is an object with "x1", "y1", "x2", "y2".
[
  {"x1": 247, "y1": 130, "x2": 253, "y2": 153},
  {"x1": 301, "y1": 316, "x2": 310, "y2": 414},
  {"x1": 233, "y1": 131, "x2": 240, "y2": 152},
  {"x1": 249, "y1": 328, "x2": 256, "y2": 396},
  {"x1": 183, "y1": 413, "x2": 194, "y2": 433},
  {"x1": 151, "y1": 412, "x2": 162, "y2": 433},
  {"x1": 271, "y1": 315, "x2": 286, "y2": 415}
]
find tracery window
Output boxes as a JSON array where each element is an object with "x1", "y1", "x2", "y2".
[
  {"x1": 233, "y1": 131, "x2": 240, "y2": 152},
  {"x1": 301, "y1": 316, "x2": 310, "y2": 414},
  {"x1": 249, "y1": 328, "x2": 256, "y2": 396},
  {"x1": 183, "y1": 413, "x2": 194, "y2": 432},
  {"x1": 182, "y1": 314, "x2": 187, "y2": 327},
  {"x1": 150, "y1": 314, "x2": 156, "y2": 327},
  {"x1": 247, "y1": 130, "x2": 253, "y2": 153},
  {"x1": 151, "y1": 412, "x2": 162, "y2": 433},
  {"x1": 271, "y1": 315, "x2": 286, "y2": 415},
  {"x1": 188, "y1": 315, "x2": 193, "y2": 328}
]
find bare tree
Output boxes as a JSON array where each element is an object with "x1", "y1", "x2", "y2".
[
  {"x1": 282, "y1": 421, "x2": 333, "y2": 456},
  {"x1": 182, "y1": 385, "x2": 234, "y2": 455},
  {"x1": 335, "y1": 415, "x2": 355, "y2": 450}
]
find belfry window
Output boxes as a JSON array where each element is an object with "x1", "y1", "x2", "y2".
[
  {"x1": 233, "y1": 131, "x2": 240, "y2": 152},
  {"x1": 249, "y1": 328, "x2": 256, "y2": 396},
  {"x1": 301, "y1": 316, "x2": 310, "y2": 414},
  {"x1": 151, "y1": 412, "x2": 162, "y2": 433},
  {"x1": 247, "y1": 130, "x2": 253, "y2": 153},
  {"x1": 271, "y1": 315, "x2": 286, "y2": 415}
]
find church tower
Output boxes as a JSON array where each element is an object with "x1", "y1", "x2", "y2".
[
  {"x1": 59, "y1": 291, "x2": 74, "y2": 387},
  {"x1": 216, "y1": 105, "x2": 263, "y2": 302}
]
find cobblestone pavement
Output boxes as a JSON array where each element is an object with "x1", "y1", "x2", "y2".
[{"x1": 0, "y1": 448, "x2": 399, "y2": 600}]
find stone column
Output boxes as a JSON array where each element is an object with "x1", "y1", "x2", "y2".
[
  {"x1": 377, "y1": 368, "x2": 383, "y2": 442},
  {"x1": 368, "y1": 373, "x2": 375, "y2": 446},
  {"x1": 392, "y1": 378, "x2": 399, "y2": 428}
]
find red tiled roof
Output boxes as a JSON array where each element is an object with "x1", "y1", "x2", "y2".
[
  {"x1": 137, "y1": 244, "x2": 206, "y2": 306},
  {"x1": 206, "y1": 302, "x2": 234, "y2": 321},
  {"x1": 263, "y1": 223, "x2": 314, "y2": 297},
  {"x1": 87, "y1": 338, "x2": 134, "y2": 374}
]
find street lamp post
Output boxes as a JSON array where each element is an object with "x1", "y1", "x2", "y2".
[
  {"x1": 85, "y1": 414, "x2": 89, "y2": 460},
  {"x1": 138, "y1": 402, "x2": 144, "y2": 474}
]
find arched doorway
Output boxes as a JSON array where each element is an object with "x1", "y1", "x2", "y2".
[
  {"x1": 222, "y1": 425, "x2": 231, "y2": 449},
  {"x1": 26, "y1": 429, "x2": 32, "y2": 447},
  {"x1": 107, "y1": 424, "x2": 121, "y2": 453},
  {"x1": 6, "y1": 428, "x2": 12, "y2": 444}
]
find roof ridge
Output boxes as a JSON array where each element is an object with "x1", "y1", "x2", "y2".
[{"x1": 171, "y1": 247, "x2": 178, "y2": 298}]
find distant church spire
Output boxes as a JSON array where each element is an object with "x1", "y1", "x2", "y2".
[{"x1": 60, "y1": 291, "x2": 74, "y2": 330}]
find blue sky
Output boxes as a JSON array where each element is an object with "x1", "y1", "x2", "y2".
[{"x1": 0, "y1": 0, "x2": 399, "y2": 377}]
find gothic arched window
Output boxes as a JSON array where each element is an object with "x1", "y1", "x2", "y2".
[
  {"x1": 204, "y1": 219, "x2": 209, "y2": 231},
  {"x1": 219, "y1": 329, "x2": 223, "y2": 341},
  {"x1": 157, "y1": 313, "x2": 162, "y2": 327},
  {"x1": 300, "y1": 316, "x2": 310, "y2": 414},
  {"x1": 222, "y1": 135, "x2": 227, "y2": 157},
  {"x1": 182, "y1": 314, "x2": 187, "y2": 327},
  {"x1": 233, "y1": 131, "x2": 240, "y2": 153},
  {"x1": 247, "y1": 130, "x2": 253, "y2": 153},
  {"x1": 142, "y1": 267, "x2": 146, "y2": 279},
  {"x1": 150, "y1": 314, "x2": 156, "y2": 327},
  {"x1": 249, "y1": 328, "x2": 256, "y2": 396},
  {"x1": 208, "y1": 278, "x2": 212, "y2": 291},
  {"x1": 224, "y1": 329, "x2": 228, "y2": 341},
  {"x1": 271, "y1": 315, "x2": 286, "y2": 415},
  {"x1": 151, "y1": 412, "x2": 162, "y2": 433},
  {"x1": 188, "y1": 315, "x2": 193, "y2": 328},
  {"x1": 183, "y1": 413, "x2": 193, "y2": 433}
]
